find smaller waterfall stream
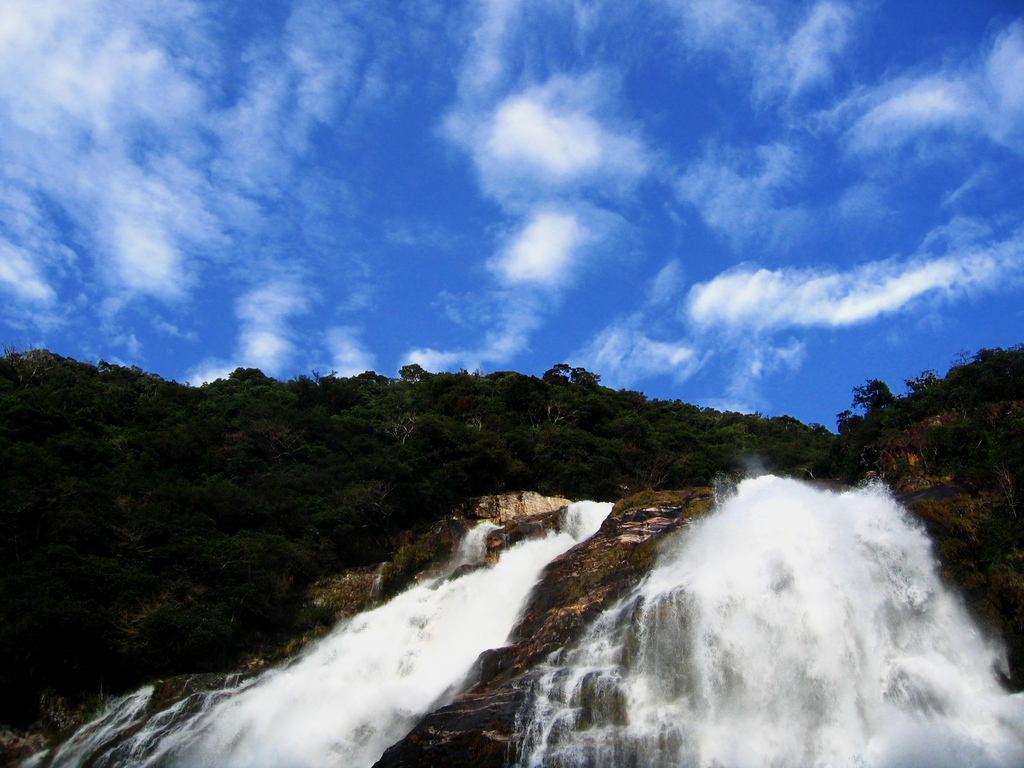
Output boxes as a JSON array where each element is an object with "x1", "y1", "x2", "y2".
[
  {"x1": 516, "y1": 477, "x2": 1024, "y2": 768},
  {"x1": 37, "y1": 502, "x2": 612, "y2": 768}
]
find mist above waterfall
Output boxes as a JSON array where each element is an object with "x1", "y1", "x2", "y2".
[{"x1": 517, "y1": 476, "x2": 1024, "y2": 768}]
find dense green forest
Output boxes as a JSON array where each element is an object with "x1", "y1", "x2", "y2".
[{"x1": 0, "y1": 350, "x2": 832, "y2": 727}]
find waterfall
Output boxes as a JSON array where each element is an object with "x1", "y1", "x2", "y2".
[
  {"x1": 36, "y1": 502, "x2": 612, "y2": 768},
  {"x1": 516, "y1": 477, "x2": 1024, "y2": 768}
]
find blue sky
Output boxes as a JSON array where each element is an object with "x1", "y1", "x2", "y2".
[{"x1": 1, "y1": 0, "x2": 1022, "y2": 427}]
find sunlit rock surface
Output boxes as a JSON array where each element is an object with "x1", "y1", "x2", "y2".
[{"x1": 466, "y1": 492, "x2": 573, "y2": 525}]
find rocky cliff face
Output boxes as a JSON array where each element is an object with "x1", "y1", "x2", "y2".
[{"x1": 372, "y1": 488, "x2": 714, "y2": 768}]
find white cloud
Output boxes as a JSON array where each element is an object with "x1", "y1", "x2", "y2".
[
  {"x1": 236, "y1": 283, "x2": 308, "y2": 372},
  {"x1": 986, "y1": 21, "x2": 1024, "y2": 144},
  {"x1": 488, "y1": 96, "x2": 605, "y2": 179},
  {"x1": 189, "y1": 281, "x2": 309, "y2": 383},
  {"x1": 666, "y1": 0, "x2": 775, "y2": 54},
  {"x1": 686, "y1": 228, "x2": 1024, "y2": 332},
  {"x1": 842, "y1": 20, "x2": 1024, "y2": 154},
  {"x1": 678, "y1": 143, "x2": 806, "y2": 249},
  {"x1": 490, "y1": 210, "x2": 587, "y2": 287},
  {"x1": 0, "y1": 240, "x2": 56, "y2": 304},
  {"x1": 187, "y1": 359, "x2": 235, "y2": 385},
  {"x1": 447, "y1": 73, "x2": 649, "y2": 205},
  {"x1": 847, "y1": 78, "x2": 979, "y2": 152},
  {"x1": 109, "y1": 221, "x2": 182, "y2": 296},
  {"x1": 403, "y1": 347, "x2": 463, "y2": 373},
  {"x1": 0, "y1": 0, "x2": 215, "y2": 305},
  {"x1": 326, "y1": 326, "x2": 376, "y2": 377},
  {"x1": 284, "y1": 2, "x2": 364, "y2": 124},
  {"x1": 741, "y1": 339, "x2": 805, "y2": 382},
  {"x1": 575, "y1": 317, "x2": 702, "y2": 389},
  {"x1": 0, "y1": 183, "x2": 70, "y2": 316},
  {"x1": 424, "y1": 202, "x2": 624, "y2": 369}
]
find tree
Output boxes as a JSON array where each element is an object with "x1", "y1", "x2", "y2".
[
  {"x1": 569, "y1": 367, "x2": 600, "y2": 387},
  {"x1": 542, "y1": 364, "x2": 572, "y2": 386},
  {"x1": 851, "y1": 379, "x2": 896, "y2": 414},
  {"x1": 399, "y1": 364, "x2": 426, "y2": 384},
  {"x1": 542, "y1": 364, "x2": 600, "y2": 387}
]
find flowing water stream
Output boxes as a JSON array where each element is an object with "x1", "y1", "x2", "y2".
[
  {"x1": 33, "y1": 501, "x2": 612, "y2": 768},
  {"x1": 515, "y1": 477, "x2": 1024, "y2": 768}
]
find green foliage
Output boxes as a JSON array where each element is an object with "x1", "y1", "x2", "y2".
[
  {"x1": 831, "y1": 345, "x2": 1024, "y2": 486},
  {"x1": 851, "y1": 379, "x2": 897, "y2": 413}
]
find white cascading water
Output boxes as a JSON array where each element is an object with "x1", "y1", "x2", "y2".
[
  {"x1": 516, "y1": 476, "x2": 1024, "y2": 768},
  {"x1": 36, "y1": 502, "x2": 612, "y2": 768}
]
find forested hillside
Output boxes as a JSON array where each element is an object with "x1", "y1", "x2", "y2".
[{"x1": 0, "y1": 350, "x2": 832, "y2": 727}]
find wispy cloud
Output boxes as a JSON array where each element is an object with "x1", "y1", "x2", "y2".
[
  {"x1": 841, "y1": 20, "x2": 1024, "y2": 154},
  {"x1": 649, "y1": 260, "x2": 685, "y2": 307},
  {"x1": 455, "y1": 0, "x2": 524, "y2": 100},
  {"x1": 570, "y1": 263, "x2": 703, "y2": 389},
  {"x1": 781, "y1": 1, "x2": 852, "y2": 98},
  {"x1": 0, "y1": 0, "x2": 216, "y2": 312},
  {"x1": 0, "y1": 240, "x2": 56, "y2": 304},
  {"x1": 326, "y1": 326, "x2": 376, "y2": 377},
  {"x1": 575, "y1": 217, "x2": 1024, "y2": 411},
  {"x1": 705, "y1": 337, "x2": 806, "y2": 414},
  {"x1": 236, "y1": 283, "x2": 309, "y2": 372},
  {"x1": 686, "y1": 225, "x2": 1024, "y2": 332},
  {"x1": 0, "y1": 0, "x2": 377, "y2": 347},
  {"x1": 660, "y1": 0, "x2": 855, "y2": 101},
  {"x1": 401, "y1": 196, "x2": 627, "y2": 372},
  {"x1": 677, "y1": 142, "x2": 806, "y2": 250},
  {"x1": 403, "y1": 290, "x2": 545, "y2": 373},
  {"x1": 189, "y1": 281, "x2": 309, "y2": 383},
  {"x1": 574, "y1": 318, "x2": 702, "y2": 390}
]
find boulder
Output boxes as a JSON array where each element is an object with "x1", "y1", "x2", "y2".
[{"x1": 465, "y1": 491, "x2": 571, "y2": 524}]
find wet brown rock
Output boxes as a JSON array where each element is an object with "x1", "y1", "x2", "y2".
[
  {"x1": 484, "y1": 510, "x2": 563, "y2": 562},
  {"x1": 371, "y1": 687, "x2": 527, "y2": 768}
]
